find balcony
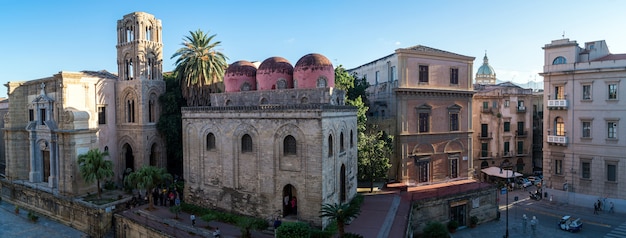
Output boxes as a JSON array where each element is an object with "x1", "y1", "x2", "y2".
[
  {"x1": 502, "y1": 151, "x2": 513, "y2": 157},
  {"x1": 515, "y1": 149, "x2": 528, "y2": 156},
  {"x1": 480, "y1": 106, "x2": 492, "y2": 113},
  {"x1": 516, "y1": 106, "x2": 526, "y2": 113},
  {"x1": 547, "y1": 99, "x2": 568, "y2": 110},
  {"x1": 477, "y1": 150, "x2": 493, "y2": 159},
  {"x1": 516, "y1": 130, "x2": 528, "y2": 138},
  {"x1": 547, "y1": 135, "x2": 568, "y2": 145},
  {"x1": 479, "y1": 132, "x2": 492, "y2": 140}
]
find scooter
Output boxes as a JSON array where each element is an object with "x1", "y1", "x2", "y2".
[{"x1": 529, "y1": 191, "x2": 541, "y2": 200}]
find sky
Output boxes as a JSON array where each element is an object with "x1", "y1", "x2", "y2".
[{"x1": 1, "y1": 0, "x2": 626, "y2": 98}]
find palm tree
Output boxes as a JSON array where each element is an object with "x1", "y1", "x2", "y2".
[
  {"x1": 320, "y1": 202, "x2": 361, "y2": 238},
  {"x1": 171, "y1": 29, "x2": 228, "y2": 107},
  {"x1": 77, "y1": 148, "x2": 114, "y2": 199},
  {"x1": 124, "y1": 166, "x2": 172, "y2": 210}
]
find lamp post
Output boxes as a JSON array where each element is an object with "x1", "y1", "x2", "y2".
[{"x1": 500, "y1": 167, "x2": 509, "y2": 238}]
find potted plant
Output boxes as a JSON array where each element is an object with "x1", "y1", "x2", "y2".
[
  {"x1": 14, "y1": 205, "x2": 19, "y2": 214},
  {"x1": 447, "y1": 220, "x2": 459, "y2": 233},
  {"x1": 28, "y1": 211, "x2": 39, "y2": 222},
  {"x1": 470, "y1": 216, "x2": 479, "y2": 228}
]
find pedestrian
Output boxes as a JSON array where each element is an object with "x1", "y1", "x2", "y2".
[
  {"x1": 594, "y1": 202, "x2": 598, "y2": 214},
  {"x1": 610, "y1": 202, "x2": 615, "y2": 214},
  {"x1": 530, "y1": 216, "x2": 538, "y2": 235},
  {"x1": 522, "y1": 214, "x2": 528, "y2": 234},
  {"x1": 598, "y1": 199, "x2": 603, "y2": 211},
  {"x1": 213, "y1": 227, "x2": 221, "y2": 238},
  {"x1": 291, "y1": 196, "x2": 298, "y2": 215},
  {"x1": 284, "y1": 195, "x2": 290, "y2": 215},
  {"x1": 190, "y1": 213, "x2": 196, "y2": 227}
]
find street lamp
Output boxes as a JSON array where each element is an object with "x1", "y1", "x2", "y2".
[{"x1": 500, "y1": 167, "x2": 509, "y2": 238}]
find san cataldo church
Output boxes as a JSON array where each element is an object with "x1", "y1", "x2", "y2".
[{"x1": 1, "y1": 11, "x2": 357, "y2": 227}]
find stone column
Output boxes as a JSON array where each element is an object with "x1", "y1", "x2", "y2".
[
  {"x1": 29, "y1": 131, "x2": 40, "y2": 182},
  {"x1": 48, "y1": 134, "x2": 58, "y2": 188}
]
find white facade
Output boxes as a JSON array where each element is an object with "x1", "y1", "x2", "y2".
[{"x1": 541, "y1": 38, "x2": 626, "y2": 202}]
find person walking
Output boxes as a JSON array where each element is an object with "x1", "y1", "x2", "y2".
[
  {"x1": 594, "y1": 202, "x2": 599, "y2": 214},
  {"x1": 522, "y1": 214, "x2": 528, "y2": 234},
  {"x1": 610, "y1": 202, "x2": 615, "y2": 214},
  {"x1": 530, "y1": 216, "x2": 538, "y2": 236},
  {"x1": 190, "y1": 213, "x2": 196, "y2": 227},
  {"x1": 213, "y1": 227, "x2": 221, "y2": 238}
]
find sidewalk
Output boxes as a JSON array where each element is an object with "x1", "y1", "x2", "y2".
[{"x1": 122, "y1": 203, "x2": 275, "y2": 238}]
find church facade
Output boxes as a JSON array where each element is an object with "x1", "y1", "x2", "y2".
[
  {"x1": 182, "y1": 55, "x2": 358, "y2": 227},
  {"x1": 3, "y1": 12, "x2": 166, "y2": 196}
]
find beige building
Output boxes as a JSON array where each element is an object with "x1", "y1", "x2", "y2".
[
  {"x1": 348, "y1": 45, "x2": 475, "y2": 185},
  {"x1": 182, "y1": 55, "x2": 358, "y2": 228},
  {"x1": 541, "y1": 38, "x2": 626, "y2": 205},
  {"x1": 3, "y1": 12, "x2": 166, "y2": 196},
  {"x1": 473, "y1": 82, "x2": 535, "y2": 177}
]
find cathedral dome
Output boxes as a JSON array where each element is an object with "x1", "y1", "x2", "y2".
[
  {"x1": 224, "y1": 60, "x2": 257, "y2": 92},
  {"x1": 293, "y1": 53, "x2": 335, "y2": 89},
  {"x1": 256, "y1": 57, "x2": 293, "y2": 90},
  {"x1": 476, "y1": 53, "x2": 496, "y2": 84}
]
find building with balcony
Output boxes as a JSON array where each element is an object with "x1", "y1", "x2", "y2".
[
  {"x1": 348, "y1": 45, "x2": 475, "y2": 185},
  {"x1": 541, "y1": 38, "x2": 626, "y2": 203},
  {"x1": 473, "y1": 82, "x2": 535, "y2": 179}
]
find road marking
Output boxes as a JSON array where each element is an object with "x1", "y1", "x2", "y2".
[{"x1": 605, "y1": 221, "x2": 626, "y2": 238}]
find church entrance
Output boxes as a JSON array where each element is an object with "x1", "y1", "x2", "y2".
[
  {"x1": 122, "y1": 143, "x2": 135, "y2": 178},
  {"x1": 282, "y1": 184, "x2": 298, "y2": 217}
]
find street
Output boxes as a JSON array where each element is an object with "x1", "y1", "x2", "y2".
[{"x1": 453, "y1": 186, "x2": 626, "y2": 238}]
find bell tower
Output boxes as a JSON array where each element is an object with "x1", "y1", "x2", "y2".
[{"x1": 115, "y1": 12, "x2": 166, "y2": 175}]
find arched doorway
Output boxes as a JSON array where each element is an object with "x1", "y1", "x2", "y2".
[
  {"x1": 340, "y1": 164, "x2": 346, "y2": 202},
  {"x1": 122, "y1": 143, "x2": 135, "y2": 174},
  {"x1": 282, "y1": 184, "x2": 298, "y2": 217},
  {"x1": 150, "y1": 143, "x2": 158, "y2": 166}
]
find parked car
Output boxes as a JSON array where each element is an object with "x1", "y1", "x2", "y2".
[
  {"x1": 558, "y1": 215, "x2": 582, "y2": 232},
  {"x1": 527, "y1": 176, "x2": 541, "y2": 185},
  {"x1": 516, "y1": 178, "x2": 532, "y2": 188}
]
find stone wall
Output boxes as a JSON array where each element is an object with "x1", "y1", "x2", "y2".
[
  {"x1": 409, "y1": 186, "x2": 498, "y2": 234},
  {"x1": 0, "y1": 179, "x2": 128, "y2": 238}
]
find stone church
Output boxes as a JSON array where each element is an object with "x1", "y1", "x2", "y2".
[
  {"x1": 182, "y1": 55, "x2": 358, "y2": 227},
  {"x1": 3, "y1": 12, "x2": 166, "y2": 196}
]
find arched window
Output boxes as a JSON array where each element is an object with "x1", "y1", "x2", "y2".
[
  {"x1": 552, "y1": 56, "x2": 567, "y2": 65},
  {"x1": 206, "y1": 133, "x2": 216, "y2": 150},
  {"x1": 126, "y1": 99, "x2": 135, "y2": 123},
  {"x1": 283, "y1": 135, "x2": 297, "y2": 155},
  {"x1": 242, "y1": 134, "x2": 253, "y2": 153},
  {"x1": 328, "y1": 135, "x2": 333, "y2": 157},
  {"x1": 317, "y1": 77, "x2": 327, "y2": 88},
  {"x1": 340, "y1": 132, "x2": 345, "y2": 152},
  {"x1": 148, "y1": 99, "x2": 155, "y2": 122},
  {"x1": 555, "y1": 117, "x2": 565, "y2": 136},
  {"x1": 350, "y1": 130, "x2": 354, "y2": 148}
]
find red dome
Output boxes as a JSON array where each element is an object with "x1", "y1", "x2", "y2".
[
  {"x1": 224, "y1": 60, "x2": 257, "y2": 92},
  {"x1": 257, "y1": 57, "x2": 293, "y2": 90},
  {"x1": 293, "y1": 53, "x2": 334, "y2": 89}
]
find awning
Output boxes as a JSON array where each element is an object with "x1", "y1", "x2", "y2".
[{"x1": 481, "y1": 166, "x2": 522, "y2": 178}]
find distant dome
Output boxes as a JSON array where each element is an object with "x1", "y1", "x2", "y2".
[
  {"x1": 224, "y1": 60, "x2": 257, "y2": 92},
  {"x1": 257, "y1": 57, "x2": 293, "y2": 90},
  {"x1": 293, "y1": 53, "x2": 335, "y2": 89},
  {"x1": 476, "y1": 53, "x2": 496, "y2": 85}
]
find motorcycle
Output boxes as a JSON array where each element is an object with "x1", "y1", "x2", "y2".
[{"x1": 529, "y1": 190, "x2": 541, "y2": 200}]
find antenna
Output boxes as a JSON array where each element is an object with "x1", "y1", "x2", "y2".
[{"x1": 562, "y1": 31, "x2": 565, "y2": 39}]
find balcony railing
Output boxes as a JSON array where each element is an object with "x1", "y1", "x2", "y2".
[
  {"x1": 478, "y1": 150, "x2": 493, "y2": 158},
  {"x1": 479, "y1": 132, "x2": 492, "y2": 139},
  {"x1": 516, "y1": 149, "x2": 528, "y2": 156},
  {"x1": 481, "y1": 106, "x2": 492, "y2": 113},
  {"x1": 547, "y1": 135, "x2": 568, "y2": 145},
  {"x1": 502, "y1": 151, "x2": 513, "y2": 157},
  {"x1": 547, "y1": 99, "x2": 568, "y2": 109},
  {"x1": 516, "y1": 130, "x2": 528, "y2": 137},
  {"x1": 517, "y1": 106, "x2": 526, "y2": 113}
]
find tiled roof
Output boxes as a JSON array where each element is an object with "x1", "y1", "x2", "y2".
[
  {"x1": 401, "y1": 45, "x2": 473, "y2": 58},
  {"x1": 593, "y1": 53, "x2": 626, "y2": 61}
]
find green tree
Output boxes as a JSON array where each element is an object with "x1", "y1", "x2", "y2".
[
  {"x1": 319, "y1": 202, "x2": 361, "y2": 238},
  {"x1": 77, "y1": 148, "x2": 114, "y2": 199},
  {"x1": 157, "y1": 73, "x2": 185, "y2": 175},
  {"x1": 124, "y1": 166, "x2": 173, "y2": 210},
  {"x1": 358, "y1": 128, "x2": 393, "y2": 192},
  {"x1": 171, "y1": 29, "x2": 228, "y2": 107}
]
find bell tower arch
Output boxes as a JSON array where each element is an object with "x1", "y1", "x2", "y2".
[{"x1": 115, "y1": 12, "x2": 166, "y2": 175}]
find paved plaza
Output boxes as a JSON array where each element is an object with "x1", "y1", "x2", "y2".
[{"x1": 0, "y1": 200, "x2": 86, "y2": 238}]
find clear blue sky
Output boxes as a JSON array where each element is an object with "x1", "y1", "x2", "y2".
[{"x1": 1, "y1": 1, "x2": 625, "y2": 98}]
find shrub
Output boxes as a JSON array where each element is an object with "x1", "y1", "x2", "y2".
[
  {"x1": 447, "y1": 220, "x2": 459, "y2": 230},
  {"x1": 27, "y1": 211, "x2": 39, "y2": 222},
  {"x1": 470, "y1": 216, "x2": 479, "y2": 227},
  {"x1": 422, "y1": 221, "x2": 449, "y2": 238},
  {"x1": 276, "y1": 222, "x2": 311, "y2": 238}
]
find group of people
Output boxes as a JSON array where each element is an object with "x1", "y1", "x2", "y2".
[
  {"x1": 594, "y1": 199, "x2": 615, "y2": 214},
  {"x1": 152, "y1": 187, "x2": 181, "y2": 207},
  {"x1": 283, "y1": 195, "x2": 298, "y2": 215},
  {"x1": 521, "y1": 214, "x2": 539, "y2": 235}
]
